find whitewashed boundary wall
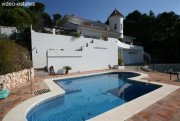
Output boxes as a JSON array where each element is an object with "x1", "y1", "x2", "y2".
[
  {"x1": 31, "y1": 30, "x2": 118, "y2": 72},
  {"x1": 47, "y1": 40, "x2": 118, "y2": 73}
]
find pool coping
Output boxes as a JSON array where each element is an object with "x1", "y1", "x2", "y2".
[{"x1": 2, "y1": 71, "x2": 179, "y2": 121}]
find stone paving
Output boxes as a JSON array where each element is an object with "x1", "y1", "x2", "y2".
[
  {"x1": 126, "y1": 88, "x2": 180, "y2": 121},
  {"x1": 126, "y1": 71, "x2": 180, "y2": 121},
  {"x1": 0, "y1": 69, "x2": 180, "y2": 121},
  {"x1": 0, "y1": 77, "x2": 47, "y2": 121}
]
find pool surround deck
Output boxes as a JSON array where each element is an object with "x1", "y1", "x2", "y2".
[{"x1": 2, "y1": 70, "x2": 179, "y2": 121}]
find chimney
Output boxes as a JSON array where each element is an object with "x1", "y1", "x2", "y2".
[{"x1": 52, "y1": 28, "x2": 55, "y2": 35}]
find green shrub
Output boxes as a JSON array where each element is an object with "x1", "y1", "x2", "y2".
[
  {"x1": 63, "y1": 66, "x2": 72, "y2": 74},
  {"x1": 118, "y1": 37, "x2": 123, "y2": 42},
  {"x1": 101, "y1": 35, "x2": 108, "y2": 41},
  {"x1": 118, "y1": 58, "x2": 123, "y2": 65},
  {"x1": 0, "y1": 38, "x2": 31, "y2": 75},
  {"x1": 68, "y1": 32, "x2": 80, "y2": 37}
]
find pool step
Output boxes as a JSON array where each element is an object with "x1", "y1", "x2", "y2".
[{"x1": 33, "y1": 89, "x2": 50, "y2": 95}]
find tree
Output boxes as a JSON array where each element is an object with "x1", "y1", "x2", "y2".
[
  {"x1": 41, "y1": 12, "x2": 53, "y2": 27},
  {"x1": 149, "y1": 10, "x2": 155, "y2": 18},
  {"x1": 124, "y1": 10, "x2": 180, "y2": 63},
  {"x1": 28, "y1": 2, "x2": 47, "y2": 31},
  {"x1": 29, "y1": 2, "x2": 45, "y2": 12},
  {"x1": 157, "y1": 12, "x2": 178, "y2": 41},
  {"x1": 53, "y1": 13, "x2": 62, "y2": 26},
  {"x1": 0, "y1": 7, "x2": 32, "y2": 30},
  {"x1": 124, "y1": 10, "x2": 144, "y2": 44}
]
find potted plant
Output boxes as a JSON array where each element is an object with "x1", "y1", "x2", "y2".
[
  {"x1": 0, "y1": 83, "x2": 4, "y2": 90},
  {"x1": 101, "y1": 35, "x2": 108, "y2": 41},
  {"x1": 63, "y1": 66, "x2": 72, "y2": 74}
]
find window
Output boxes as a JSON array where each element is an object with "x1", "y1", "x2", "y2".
[{"x1": 114, "y1": 24, "x2": 117, "y2": 30}]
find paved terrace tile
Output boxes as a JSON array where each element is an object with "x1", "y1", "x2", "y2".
[
  {"x1": 126, "y1": 88, "x2": 180, "y2": 121},
  {"x1": 0, "y1": 69, "x2": 180, "y2": 121},
  {"x1": 126, "y1": 71, "x2": 180, "y2": 121}
]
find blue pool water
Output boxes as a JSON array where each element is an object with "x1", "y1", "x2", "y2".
[{"x1": 27, "y1": 72, "x2": 161, "y2": 121}]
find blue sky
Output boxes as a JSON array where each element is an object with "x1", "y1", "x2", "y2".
[{"x1": 27, "y1": 0, "x2": 180, "y2": 22}]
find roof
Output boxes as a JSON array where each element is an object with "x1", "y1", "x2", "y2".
[
  {"x1": 64, "y1": 15, "x2": 109, "y2": 27},
  {"x1": 108, "y1": 9, "x2": 124, "y2": 19}
]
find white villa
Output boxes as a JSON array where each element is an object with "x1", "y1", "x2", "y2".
[
  {"x1": 62, "y1": 9, "x2": 123, "y2": 39},
  {"x1": 31, "y1": 9, "x2": 150, "y2": 73}
]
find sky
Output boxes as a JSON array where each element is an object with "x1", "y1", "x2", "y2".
[{"x1": 27, "y1": 0, "x2": 180, "y2": 22}]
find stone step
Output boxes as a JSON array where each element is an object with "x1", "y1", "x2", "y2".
[{"x1": 34, "y1": 70, "x2": 49, "y2": 77}]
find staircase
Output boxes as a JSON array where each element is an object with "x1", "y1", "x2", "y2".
[{"x1": 34, "y1": 70, "x2": 49, "y2": 77}]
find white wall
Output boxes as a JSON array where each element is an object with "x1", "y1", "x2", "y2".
[
  {"x1": 121, "y1": 49, "x2": 144, "y2": 65},
  {"x1": 115, "y1": 39, "x2": 144, "y2": 64},
  {"x1": 0, "y1": 27, "x2": 17, "y2": 37},
  {"x1": 31, "y1": 30, "x2": 91, "y2": 68},
  {"x1": 31, "y1": 30, "x2": 144, "y2": 71},
  {"x1": 77, "y1": 27, "x2": 102, "y2": 38},
  {"x1": 48, "y1": 39, "x2": 118, "y2": 73},
  {"x1": 31, "y1": 30, "x2": 118, "y2": 72},
  {"x1": 108, "y1": 16, "x2": 123, "y2": 38}
]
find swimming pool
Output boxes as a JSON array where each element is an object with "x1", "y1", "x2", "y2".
[{"x1": 27, "y1": 72, "x2": 161, "y2": 121}]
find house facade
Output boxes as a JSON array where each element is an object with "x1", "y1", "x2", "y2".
[
  {"x1": 62, "y1": 9, "x2": 123, "y2": 39},
  {"x1": 31, "y1": 9, "x2": 147, "y2": 73}
]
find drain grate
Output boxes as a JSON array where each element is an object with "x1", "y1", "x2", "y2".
[{"x1": 33, "y1": 89, "x2": 50, "y2": 95}]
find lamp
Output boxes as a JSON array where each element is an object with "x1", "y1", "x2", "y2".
[{"x1": 32, "y1": 47, "x2": 38, "y2": 53}]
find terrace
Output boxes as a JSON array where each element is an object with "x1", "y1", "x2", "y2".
[{"x1": 0, "y1": 69, "x2": 180, "y2": 121}]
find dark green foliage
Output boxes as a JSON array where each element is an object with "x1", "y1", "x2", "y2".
[
  {"x1": 53, "y1": 13, "x2": 62, "y2": 26},
  {"x1": 59, "y1": 28, "x2": 80, "y2": 37},
  {"x1": 0, "y1": 1, "x2": 54, "y2": 49},
  {"x1": 41, "y1": 12, "x2": 53, "y2": 28},
  {"x1": 63, "y1": 66, "x2": 72, "y2": 74},
  {"x1": 0, "y1": 7, "x2": 32, "y2": 30},
  {"x1": 118, "y1": 38, "x2": 123, "y2": 42},
  {"x1": 0, "y1": 38, "x2": 31, "y2": 75},
  {"x1": 118, "y1": 58, "x2": 123, "y2": 65},
  {"x1": 63, "y1": 66, "x2": 72, "y2": 70},
  {"x1": 68, "y1": 32, "x2": 80, "y2": 37},
  {"x1": 0, "y1": 1, "x2": 53, "y2": 31},
  {"x1": 124, "y1": 10, "x2": 180, "y2": 63},
  {"x1": 101, "y1": 35, "x2": 108, "y2": 41},
  {"x1": 16, "y1": 28, "x2": 31, "y2": 50},
  {"x1": 29, "y1": 2, "x2": 45, "y2": 12},
  {"x1": 149, "y1": 10, "x2": 155, "y2": 18}
]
